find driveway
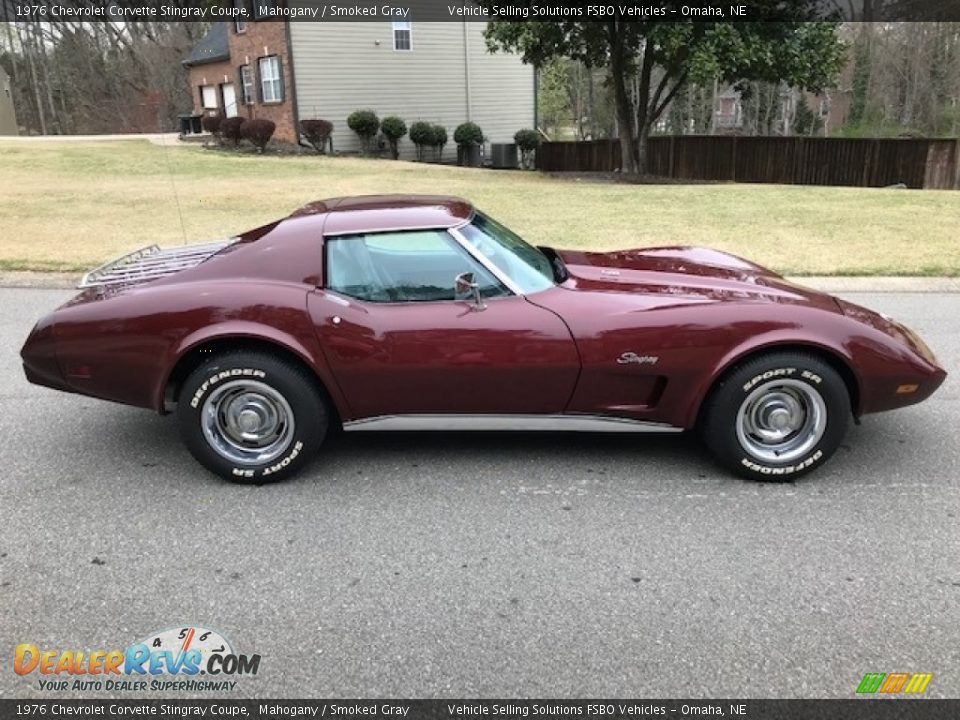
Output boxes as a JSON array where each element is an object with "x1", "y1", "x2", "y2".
[{"x1": 0, "y1": 132, "x2": 183, "y2": 145}]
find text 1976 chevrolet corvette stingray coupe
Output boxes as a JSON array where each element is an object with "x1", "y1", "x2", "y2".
[{"x1": 22, "y1": 196, "x2": 945, "y2": 483}]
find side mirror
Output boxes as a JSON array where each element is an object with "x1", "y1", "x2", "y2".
[{"x1": 455, "y1": 271, "x2": 486, "y2": 312}]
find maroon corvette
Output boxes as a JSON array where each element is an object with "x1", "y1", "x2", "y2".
[{"x1": 21, "y1": 195, "x2": 945, "y2": 483}]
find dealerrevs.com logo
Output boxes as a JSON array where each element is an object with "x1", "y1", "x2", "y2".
[{"x1": 14, "y1": 625, "x2": 260, "y2": 692}]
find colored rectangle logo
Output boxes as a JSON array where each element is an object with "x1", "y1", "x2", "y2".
[{"x1": 857, "y1": 672, "x2": 932, "y2": 695}]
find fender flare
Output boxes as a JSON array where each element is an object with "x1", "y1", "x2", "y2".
[
  {"x1": 681, "y1": 332, "x2": 864, "y2": 429},
  {"x1": 155, "y1": 321, "x2": 352, "y2": 419}
]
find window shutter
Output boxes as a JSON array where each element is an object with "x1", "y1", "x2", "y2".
[
  {"x1": 257, "y1": 60, "x2": 264, "y2": 103},
  {"x1": 236, "y1": 68, "x2": 244, "y2": 105},
  {"x1": 276, "y1": 58, "x2": 284, "y2": 102}
]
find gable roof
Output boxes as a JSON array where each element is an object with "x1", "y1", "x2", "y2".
[{"x1": 182, "y1": 23, "x2": 230, "y2": 67}]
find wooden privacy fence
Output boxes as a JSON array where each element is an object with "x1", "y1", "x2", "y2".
[{"x1": 537, "y1": 136, "x2": 960, "y2": 189}]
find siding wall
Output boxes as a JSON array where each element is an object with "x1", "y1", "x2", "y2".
[{"x1": 289, "y1": 22, "x2": 534, "y2": 161}]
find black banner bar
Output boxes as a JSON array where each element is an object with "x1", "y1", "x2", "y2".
[
  {"x1": 0, "y1": 700, "x2": 958, "y2": 720},
  {"x1": 4, "y1": 0, "x2": 960, "y2": 23}
]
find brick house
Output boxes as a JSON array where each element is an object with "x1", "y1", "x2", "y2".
[
  {"x1": 183, "y1": 19, "x2": 296, "y2": 141},
  {"x1": 183, "y1": 17, "x2": 535, "y2": 157}
]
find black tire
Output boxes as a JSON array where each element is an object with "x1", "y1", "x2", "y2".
[
  {"x1": 700, "y1": 351, "x2": 850, "y2": 481},
  {"x1": 177, "y1": 351, "x2": 328, "y2": 483}
]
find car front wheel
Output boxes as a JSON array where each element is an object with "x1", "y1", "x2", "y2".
[
  {"x1": 701, "y1": 351, "x2": 850, "y2": 481},
  {"x1": 177, "y1": 351, "x2": 328, "y2": 483}
]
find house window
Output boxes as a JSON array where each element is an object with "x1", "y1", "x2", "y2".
[
  {"x1": 239, "y1": 65, "x2": 255, "y2": 105},
  {"x1": 258, "y1": 56, "x2": 282, "y2": 103},
  {"x1": 392, "y1": 21, "x2": 411, "y2": 51},
  {"x1": 200, "y1": 85, "x2": 218, "y2": 110},
  {"x1": 235, "y1": 19, "x2": 247, "y2": 33}
]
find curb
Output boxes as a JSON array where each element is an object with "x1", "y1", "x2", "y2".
[
  {"x1": 785, "y1": 276, "x2": 960, "y2": 294},
  {"x1": 0, "y1": 272, "x2": 80, "y2": 289},
  {"x1": 1, "y1": 271, "x2": 957, "y2": 293}
]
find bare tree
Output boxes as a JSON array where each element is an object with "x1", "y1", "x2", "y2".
[{"x1": 5, "y1": 19, "x2": 204, "y2": 135}]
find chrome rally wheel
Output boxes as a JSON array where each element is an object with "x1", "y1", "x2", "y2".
[
  {"x1": 201, "y1": 380, "x2": 296, "y2": 466},
  {"x1": 735, "y1": 379, "x2": 827, "y2": 464},
  {"x1": 701, "y1": 352, "x2": 850, "y2": 481},
  {"x1": 178, "y1": 351, "x2": 328, "y2": 483}
]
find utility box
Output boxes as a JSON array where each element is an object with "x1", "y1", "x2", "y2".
[{"x1": 490, "y1": 143, "x2": 518, "y2": 169}]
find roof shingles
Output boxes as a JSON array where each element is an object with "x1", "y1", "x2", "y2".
[{"x1": 182, "y1": 23, "x2": 230, "y2": 67}]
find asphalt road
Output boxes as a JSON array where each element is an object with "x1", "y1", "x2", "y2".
[{"x1": 1, "y1": 288, "x2": 957, "y2": 700}]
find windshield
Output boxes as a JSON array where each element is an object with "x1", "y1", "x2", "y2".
[{"x1": 458, "y1": 212, "x2": 555, "y2": 294}]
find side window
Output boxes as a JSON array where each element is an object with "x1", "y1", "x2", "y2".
[
  {"x1": 326, "y1": 230, "x2": 508, "y2": 303},
  {"x1": 239, "y1": 65, "x2": 255, "y2": 105}
]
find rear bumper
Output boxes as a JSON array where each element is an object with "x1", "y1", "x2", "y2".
[
  {"x1": 22, "y1": 361, "x2": 74, "y2": 394},
  {"x1": 20, "y1": 314, "x2": 71, "y2": 393}
]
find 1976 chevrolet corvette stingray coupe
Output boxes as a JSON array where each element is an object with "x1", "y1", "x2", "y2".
[{"x1": 22, "y1": 195, "x2": 946, "y2": 483}]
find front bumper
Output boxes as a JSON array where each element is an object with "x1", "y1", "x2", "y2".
[{"x1": 834, "y1": 297, "x2": 947, "y2": 413}]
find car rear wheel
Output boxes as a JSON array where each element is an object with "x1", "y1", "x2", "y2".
[
  {"x1": 177, "y1": 351, "x2": 328, "y2": 483},
  {"x1": 700, "y1": 351, "x2": 850, "y2": 481}
]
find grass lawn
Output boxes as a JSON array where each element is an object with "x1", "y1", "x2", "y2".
[{"x1": 1, "y1": 139, "x2": 958, "y2": 276}]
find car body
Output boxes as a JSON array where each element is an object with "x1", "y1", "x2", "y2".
[{"x1": 21, "y1": 195, "x2": 946, "y2": 482}]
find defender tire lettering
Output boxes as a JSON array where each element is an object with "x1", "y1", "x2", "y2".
[
  {"x1": 190, "y1": 368, "x2": 267, "y2": 408},
  {"x1": 740, "y1": 450, "x2": 823, "y2": 475}
]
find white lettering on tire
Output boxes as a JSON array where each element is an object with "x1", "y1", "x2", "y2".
[
  {"x1": 261, "y1": 441, "x2": 304, "y2": 476},
  {"x1": 190, "y1": 368, "x2": 267, "y2": 408},
  {"x1": 742, "y1": 367, "x2": 797, "y2": 392},
  {"x1": 229, "y1": 441, "x2": 304, "y2": 479},
  {"x1": 740, "y1": 449, "x2": 823, "y2": 475}
]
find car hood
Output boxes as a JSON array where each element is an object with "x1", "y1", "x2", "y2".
[{"x1": 554, "y1": 246, "x2": 840, "y2": 311}]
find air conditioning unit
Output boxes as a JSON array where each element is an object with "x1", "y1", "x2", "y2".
[{"x1": 490, "y1": 143, "x2": 518, "y2": 169}]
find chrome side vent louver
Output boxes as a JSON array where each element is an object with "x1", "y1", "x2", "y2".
[{"x1": 78, "y1": 239, "x2": 235, "y2": 289}]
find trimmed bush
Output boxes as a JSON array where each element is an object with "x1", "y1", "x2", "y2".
[
  {"x1": 347, "y1": 109, "x2": 380, "y2": 155},
  {"x1": 431, "y1": 124, "x2": 447, "y2": 162},
  {"x1": 300, "y1": 118, "x2": 333, "y2": 154},
  {"x1": 514, "y1": 128, "x2": 540, "y2": 168},
  {"x1": 380, "y1": 116, "x2": 407, "y2": 160},
  {"x1": 454, "y1": 122, "x2": 483, "y2": 166},
  {"x1": 221, "y1": 117, "x2": 246, "y2": 147},
  {"x1": 241, "y1": 118, "x2": 276, "y2": 152},
  {"x1": 454, "y1": 122, "x2": 483, "y2": 147},
  {"x1": 409, "y1": 121, "x2": 434, "y2": 161},
  {"x1": 201, "y1": 115, "x2": 223, "y2": 138}
]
